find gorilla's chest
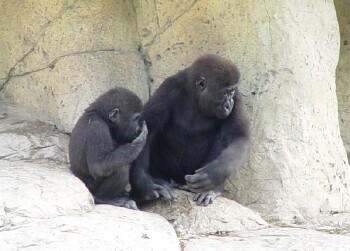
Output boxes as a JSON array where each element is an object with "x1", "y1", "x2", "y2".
[{"x1": 160, "y1": 108, "x2": 219, "y2": 161}]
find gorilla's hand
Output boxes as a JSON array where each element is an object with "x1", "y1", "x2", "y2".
[
  {"x1": 130, "y1": 121, "x2": 148, "y2": 154},
  {"x1": 184, "y1": 162, "x2": 224, "y2": 193},
  {"x1": 192, "y1": 189, "x2": 222, "y2": 206},
  {"x1": 130, "y1": 178, "x2": 173, "y2": 202},
  {"x1": 153, "y1": 178, "x2": 174, "y2": 200}
]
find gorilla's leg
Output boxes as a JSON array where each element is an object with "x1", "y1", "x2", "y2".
[{"x1": 93, "y1": 166, "x2": 137, "y2": 210}]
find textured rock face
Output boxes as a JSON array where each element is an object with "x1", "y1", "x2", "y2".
[
  {"x1": 227, "y1": 1, "x2": 350, "y2": 222},
  {"x1": 0, "y1": 206, "x2": 180, "y2": 251},
  {"x1": 183, "y1": 228, "x2": 350, "y2": 251},
  {"x1": 0, "y1": 0, "x2": 149, "y2": 132},
  {"x1": 1, "y1": 0, "x2": 349, "y2": 223},
  {"x1": 143, "y1": 190, "x2": 268, "y2": 237},
  {"x1": 335, "y1": 0, "x2": 350, "y2": 160},
  {"x1": 0, "y1": 104, "x2": 180, "y2": 250},
  {"x1": 134, "y1": 0, "x2": 350, "y2": 222}
]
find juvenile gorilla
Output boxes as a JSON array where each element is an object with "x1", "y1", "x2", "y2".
[
  {"x1": 69, "y1": 87, "x2": 147, "y2": 210},
  {"x1": 130, "y1": 54, "x2": 251, "y2": 206}
]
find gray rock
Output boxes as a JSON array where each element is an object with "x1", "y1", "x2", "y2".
[
  {"x1": 0, "y1": 103, "x2": 180, "y2": 250},
  {"x1": 0, "y1": 160, "x2": 94, "y2": 226},
  {"x1": 134, "y1": 0, "x2": 350, "y2": 222},
  {"x1": 0, "y1": 205, "x2": 180, "y2": 251},
  {"x1": 0, "y1": 102, "x2": 69, "y2": 164},
  {"x1": 183, "y1": 228, "x2": 350, "y2": 251},
  {"x1": 143, "y1": 190, "x2": 268, "y2": 237},
  {"x1": 0, "y1": 0, "x2": 149, "y2": 132},
  {"x1": 335, "y1": 0, "x2": 350, "y2": 160}
]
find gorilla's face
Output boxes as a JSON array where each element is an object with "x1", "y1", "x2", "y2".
[
  {"x1": 108, "y1": 108, "x2": 142, "y2": 142},
  {"x1": 190, "y1": 54, "x2": 240, "y2": 120},
  {"x1": 197, "y1": 77, "x2": 237, "y2": 120}
]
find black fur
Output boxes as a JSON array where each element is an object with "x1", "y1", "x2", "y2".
[
  {"x1": 69, "y1": 87, "x2": 147, "y2": 209},
  {"x1": 130, "y1": 54, "x2": 250, "y2": 205}
]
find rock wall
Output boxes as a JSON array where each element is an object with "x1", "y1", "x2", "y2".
[
  {"x1": 0, "y1": 0, "x2": 149, "y2": 132},
  {"x1": 335, "y1": 0, "x2": 350, "y2": 160},
  {"x1": 1, "y1": 0, "x2": 349, "y2": 223},
  {"x1": 134, "y1": 0, "x2": 350, "y2": 222}
]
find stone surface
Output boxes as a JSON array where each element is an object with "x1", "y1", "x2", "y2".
[
  {"x1": 143, "y1": 190, "x2": 268, "y2": 237},
  {"x1": 0, "y1": 205, "x2": 180, "y2": 251},
  {"x1": 1, "y1": 101, "x2": 350, "y2": 249},
  {"x1": 0, "y1": 102, "x2": 69, "y2": 163},
  {"x1": 183, "y1": 228, "x2": 350, "y2": 251},
  {"x1": 1, "y1": 0, "x2": 350, "y2": 227},
  {"x1": 335, "y1": 0, "x2": 350, "y2": 160},
  {"x1": 302, "y1": 212, "x2": 350, "y2": 234},
  {"x1": 0, "y1": 0, "x2": 149, "y2": 132},
  {"x1": 133, "y1": 0, "x2": 350, "y2": 222},
  {"x1": 0, "y1": 103, "x2": 180, "y2": 250},
  {"x1": 0, "y1": 160, "x2": 94, "y2": 226}
]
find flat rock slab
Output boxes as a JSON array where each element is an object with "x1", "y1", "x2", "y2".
[
  {"x1": 0, "y1": 160, "x2": 93, "y2": 226},
  {"x1": 0, "y1": 205, "x2": 180, "y2": 251},
  {"x1": 0, "y1": 102, "x2": 69, "y2": 163},
  {"x1": 143, "y1": 190, "x2": 268, "y2": 236},
  {"x1": 183, "y1": 227, "x2": 350, "y2": 251}
]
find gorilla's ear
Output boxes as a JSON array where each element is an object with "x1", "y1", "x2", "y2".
[
  {"x1": 109, "y1": 108, "x2": 120, "y2": 123},
  {"x1": 195, "y1": 77, "x2": 206, "y2": 91}
]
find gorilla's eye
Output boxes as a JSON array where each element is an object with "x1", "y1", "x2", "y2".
[
  {"x1": 224, "y1": 89, "x2": 235, "y2": 98},
  {"x1": 108, "y1": 108, "x2": 120, "y2": 122},
  {"x1": 195, "y1": 77, "x2": 206, "y2": 90}
]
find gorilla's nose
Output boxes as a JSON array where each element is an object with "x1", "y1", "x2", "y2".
[{"x1": 224, "y1": 103, "x2": 230, "y2": 111}]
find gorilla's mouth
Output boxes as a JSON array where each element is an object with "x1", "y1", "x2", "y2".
[{"x1": 216, "y1": 101, "x2": 233, "y2": 119}]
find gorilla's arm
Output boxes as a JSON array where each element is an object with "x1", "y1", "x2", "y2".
[
  {"x1": 130, "y1": 71, "x2": 186, "y2": 202},
  {"x1": 185, "y1": 90, "x2": 250, "y2": 194},
  {"x1": 142, "y1": 71, "x2": 186, "y2": 132},
  {"x1": 86, "y1": 119, "x2": 147, "y2": 179}
]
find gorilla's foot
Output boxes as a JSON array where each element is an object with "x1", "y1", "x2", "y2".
[{"x1": 94, "y1": 196, "x2": 138, "y2": 210}]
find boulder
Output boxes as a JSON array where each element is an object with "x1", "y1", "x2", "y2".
[
  {"x1": 0, "y1": 103, "x2": 180, "y2": 250},
  {"x1": 183, "y1": 227, "x2": 350, "y2": 251},
  {"x1": 0, "y1": 205, "x2": 180, "y2": 251},
  {"x1": 143, "y1": 190, "x2": 268, "y2": 236},
  {"x1": 0, "y1": 102, "x2": 69, "y2": 163},
  {"x1": 0, "y1": 160, "x2": 93, "y2": 226}
]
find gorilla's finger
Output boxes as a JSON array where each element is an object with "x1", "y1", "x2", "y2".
[
  {"x1": 126, "y1": 201, "x2": 139, "y2": 210},
  {"x1": 204, "y1": 196, "x2": 212, "y2": 206},
  {"x1": 167, "y1": 187, "x2": 175, "y2": 198},
  {"x1": 153, "y1": 184, "x2": 174, "y2": 200},
  {"x1": 158, "y1": 190, "x2": 172, "y2": 200},
  {"x1": 193, "y1": 193, "x2": 200, "y2": 201},
  {"x1": 142, "y1": 121, "x2": 148, "y2": 132},
  {"x1": 184, "y1": 174, "x2": 196, "y2": 183},
  {"x1": 196, "y1": 193, "x2": 207, "y2": 205},
  {"x1": 176, "y1": 183, "x2": 190, "y2": 191},
  {"x1": 143, "y1": 190, "x2": 160, "y2": 201},
  {"x1": 195, "y1": 166, "x2": 206, "y2": 173},
  {"x1": 187, "y1": 179, "x2": 211, "y2": 189},
  {"x1": 185, "y1": 173, "x2": 207, "y2": 183}
]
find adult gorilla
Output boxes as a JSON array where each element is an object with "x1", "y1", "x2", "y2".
[{"x1": 130, "y1": 54, "x2": 251, "y2": 206}]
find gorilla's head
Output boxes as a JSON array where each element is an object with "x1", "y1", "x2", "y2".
[
  {"x1": 188, "y1": 54, "x2": 240, "y2": 119},
  {"x1": 92, "y1": 87, "x2": 143, "y2": 142}
]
